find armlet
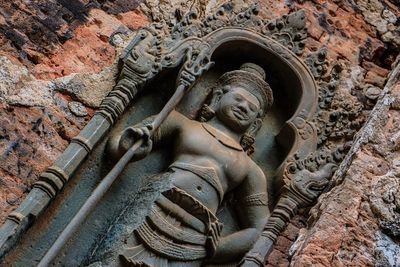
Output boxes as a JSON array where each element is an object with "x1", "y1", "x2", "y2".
[{"x1": 236, "y1": 192, "x2": 268, "y2": 206}]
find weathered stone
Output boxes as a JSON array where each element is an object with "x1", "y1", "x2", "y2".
[
  {"x1": 353, "y1": 0, "x2": 400, "y2": 47},
  {"x1": 0, "y1": 103, "x2": 84, "y2": 222},
  {"x1": 365, "y1": 70, "x2": 387, "y2": 88},
  {"x1": 0, "y1": 56, "x2": 54, "y2": 107},
  {"x1": 375, "y1": 232, "x2": 400, "y2": 267},
  {"x1": 362, "y1": 61, "x2": 390, "y2": 78},
  {"x1": 0, "y1": 0, "x2": 149, "y2": 79},
  {"x1": 289, "y1": 61, "x2": 400, "y2": 267},
  {"x1": 266, "y1": 249, "x2": 288, "y2": 266},
  {"x1": 68, "y1": 101, "x2": 88, "y2": 117},
  {"x1": 364, "y1": 86, "x2": 381, "y2": 100},
  {"x1": 282, "y1": 222, "x2": 300, "y2": 241},
  {"x1": 0, "y1": 57, "x2": 29, "y2": 99},
  {"x1": 275, "y1": 236, "x2": 293, "y2": 253},
  {"x1": 53, "y1": 65, "x2": 118, "y2": 108}
]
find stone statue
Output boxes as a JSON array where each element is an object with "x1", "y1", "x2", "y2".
[{"x1": 107, "y1": 63, "x2": 273, "y2": 266}]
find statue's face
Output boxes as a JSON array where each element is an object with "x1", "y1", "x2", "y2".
[{"x1": 216, "y1": 86, "x2": 261, "y2": 133}]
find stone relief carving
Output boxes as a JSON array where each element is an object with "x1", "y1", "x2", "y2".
[
  {"x1": 0, "y1": 3, "x2": 367, "y2": 267},
  {"x1": 307, "y1": 48, "x2": 366, "y2": 148},
  {"x1": 93, "y1": 4, "x2": 340, "y2": 266},
  {"x1": 107, "y1": 63, "x2": 272, "y2": 266}
]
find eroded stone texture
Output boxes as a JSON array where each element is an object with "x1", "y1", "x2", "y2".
[
  {"x1": 53, "y1": 63, "x2": 119, "y2": 107},
  {"x1": 289, "y1": 67, "x2": 400, "y2": 266},
  {"x1": 265, "y1": 215, "x2": 307, "y2": 267},
  {"x1": 0, "y1": 0, "x2": 149, "y2": 80},
  {"x1": 375, "y1": 232, "x2": 400, "y2": 266},
  {"x1": 0, "y1": 101, "x2": 88, "y2": 222}
]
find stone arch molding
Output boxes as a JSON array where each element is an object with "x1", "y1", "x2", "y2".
[
  {"x1": 98, "y1": 4, "x2": 320, "y2": 182},
  {"x1": 0, "y1": 3, "x2": 349, "y2": 266}
]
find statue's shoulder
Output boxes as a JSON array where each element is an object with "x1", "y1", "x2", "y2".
[
  {"x1": 170, "y1": 110, "x2": 201, "y2": 128},
  {"x1": 166, "y1": 110, "x2": 192, "y2": 127}
]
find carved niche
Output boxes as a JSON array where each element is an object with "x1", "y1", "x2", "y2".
[{"x1": 0, "y1": 3, "x2": 356, "y2": 267}]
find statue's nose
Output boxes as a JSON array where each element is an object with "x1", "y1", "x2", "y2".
[{"x1": 237, "y1": 102, "x2": 248, "y2": 114}]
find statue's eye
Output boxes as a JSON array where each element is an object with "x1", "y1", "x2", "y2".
[{"x1": 249, "y1": 103, "x2": 257, "y2": 112}]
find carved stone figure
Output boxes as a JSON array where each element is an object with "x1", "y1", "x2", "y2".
[
  {"x1": 107, "y1": 63, "x2": 273, "y2": 266},
  {"x1": 0, "y1": 4, "x2": 355, "y2": 266}
]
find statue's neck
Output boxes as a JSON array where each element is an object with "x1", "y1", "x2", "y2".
[{"x1": 207, "y1": 117, "x2": 242, "y2": 143}]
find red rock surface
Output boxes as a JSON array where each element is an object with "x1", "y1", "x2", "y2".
[
  {"x1": 265, "y1": 215, "x2": 307, "y2": 267},
  {"x1": 0, "y1": 98, "x2": 87, "y2": 222},
  {"x1": 290, "y1": 79, "x2": 400, "y2": 266},
  {"x1": 0, "y1": 0, "x2": 149, "y2": 80},
  {"x1": 33, "y1": 8, "x2": 148, "y2": 80}
]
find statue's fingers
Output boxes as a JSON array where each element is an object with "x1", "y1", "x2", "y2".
[
  {"x1": 215, "y1": 223, "x2": 222, "y2": 236},
  {"x1": 146, "y1": 140, "x2": 153, "y2": 153},
  {"x1": 211, "y1": 223, "x2": 218, "y2": 237},
  {"x1": 211, "y1": 237, "x2": 218, "y2": 251},
  {"x1": 134, "y1": 128, "x2": 144, "y2": 138},
  {"x1": 142, "y1": 127, "x2": 150, "y2": 140},
  {"x1": 210, "y1": 227, "x2": 218, "y2": 244},
  {"x1": 125, "y1": 127, "x2": 136, "y2": 137},
  {"x1": 146, "y1": 124, "x2": 153, "y2": 131},
  {"x1": 206, "y1": 229, "x2": 214, "y2": 244},
  {"x1": 206, "y1": 235, "x2": 212, "y2": 247},
  {"x1": 213, "y1": 222, "x2": 221, "y2": 236}
]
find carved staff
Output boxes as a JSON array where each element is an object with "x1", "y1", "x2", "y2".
[
  {"x1": 38, "y1": 47, "x2": 213, "y2": 267},
  {"x1": 240, "y1": 146, "x2": 347, "y2": 266}
]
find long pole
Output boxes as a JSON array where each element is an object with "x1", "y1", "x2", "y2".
[{"x1": 38, "y1": 84, "x2": 187, "y2": 267}]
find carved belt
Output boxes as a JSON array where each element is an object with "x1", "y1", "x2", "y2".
[{"x1": 135, "y1": 187, "x2": 221, "y2": 261}]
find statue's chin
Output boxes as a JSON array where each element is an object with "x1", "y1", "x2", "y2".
[
  {"x1": 216, "y1": 114, "x2": 249, "y2": 133},
  {"x1": 230, "y1": 123, "x2": 248, "y2": 134}
]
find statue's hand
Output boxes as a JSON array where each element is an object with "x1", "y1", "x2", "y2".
[{"x1": 121, "y1": 125, "x2": 153, "y2": 161}]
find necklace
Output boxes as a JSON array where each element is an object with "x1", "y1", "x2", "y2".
[{"x1": 201, "y1": 123, "x2": 243, "y2": 151}]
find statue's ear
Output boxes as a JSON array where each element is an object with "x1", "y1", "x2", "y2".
[
  {"x1": 249, "y1": 118, "x2": 263, "y2": 136},
  {"x1": 209, "y1": 88, "x2": 223, "y2": 110},
  {"x1": 198, "y1": 88, "x2": 223, "y2": 122}
]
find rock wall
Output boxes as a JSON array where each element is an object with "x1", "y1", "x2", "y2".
[
  {"x1": 0, "y1": 0, "x2": 399, "y2": 266},
  {"x1": 289, "y1": 63, "x2": 400, "y2": 267}
]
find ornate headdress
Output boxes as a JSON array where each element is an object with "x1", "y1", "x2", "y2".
[{"x1": 216, "y1": 63, "x2": 273, "y2": 115}]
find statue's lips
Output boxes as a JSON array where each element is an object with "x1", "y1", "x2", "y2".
[{"x1": 231, "y1": 107, "x2": 249, "y2": 120}]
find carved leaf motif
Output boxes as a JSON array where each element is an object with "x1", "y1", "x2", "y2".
[{"x1": 140, "y1": 3, "x2": 308, "y2": 58}]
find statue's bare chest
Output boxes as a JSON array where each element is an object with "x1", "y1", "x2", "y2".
[{"x1": 174, "y1": 123, "x2": 249, "y2": 185}]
